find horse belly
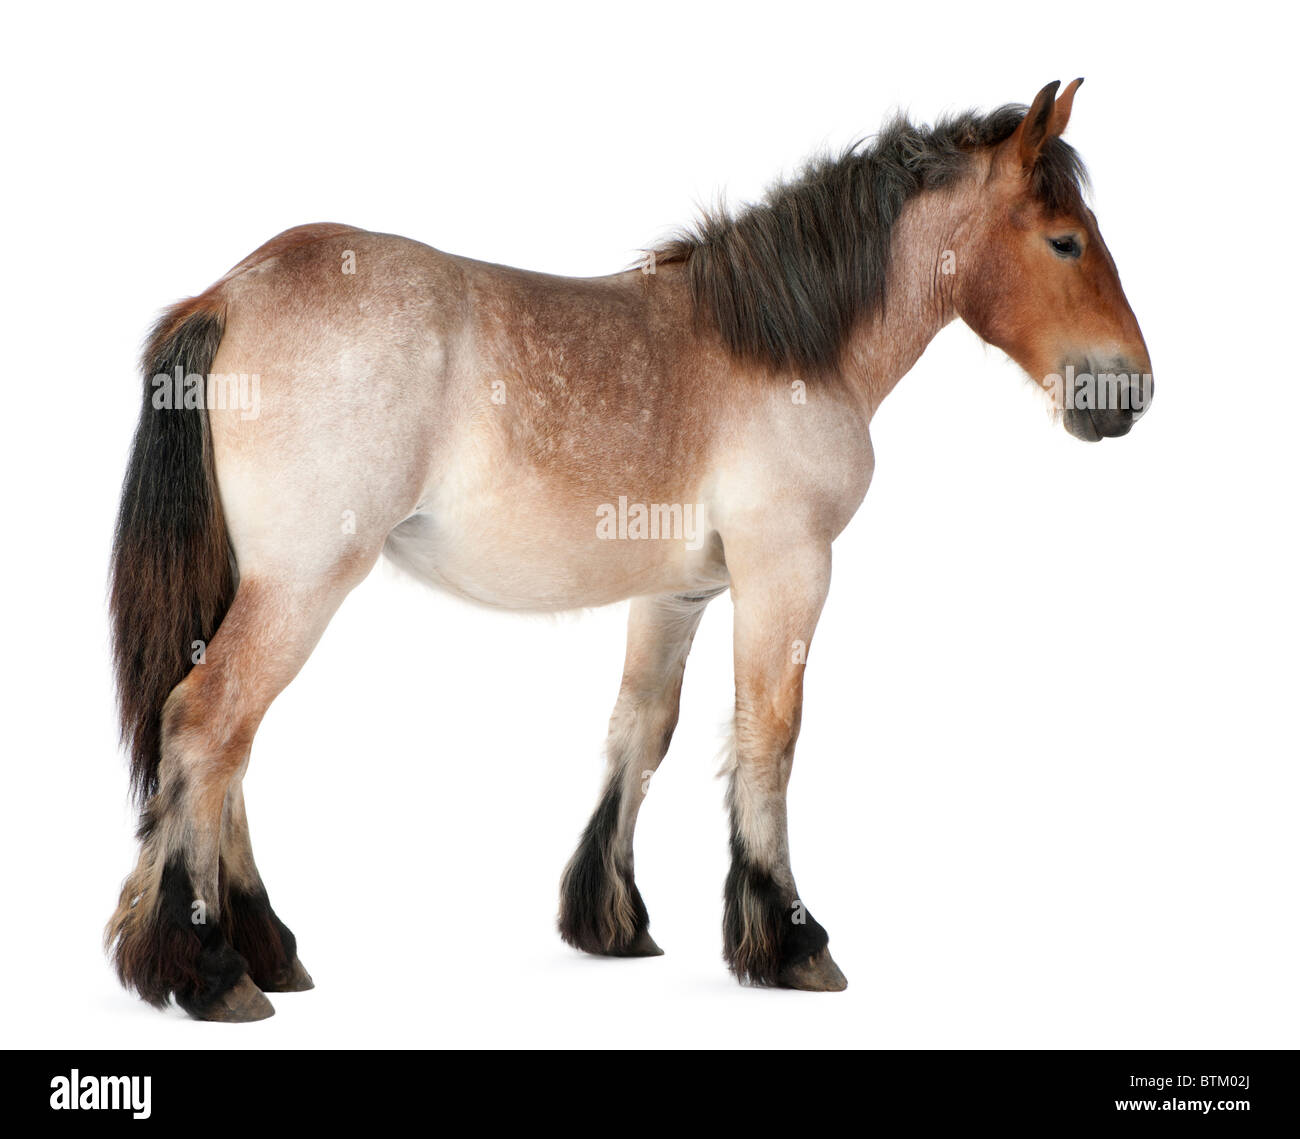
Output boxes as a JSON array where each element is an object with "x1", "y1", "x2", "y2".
[{"x1": 384, "y1": 465, "x2": 725, "y2": 611}]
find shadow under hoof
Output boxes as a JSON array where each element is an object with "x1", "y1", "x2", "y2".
[
  {"x1": 777, "y1": 946, "x2": 848, "y2": 992},
  {"x1": 259, "y1": 956, "x2": 315, "y2": 993},
  {"x1": 196, "y1": 975, "x2": 275, "y2": 1022}
]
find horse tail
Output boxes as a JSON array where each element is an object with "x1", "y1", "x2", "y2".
[{"x1": 110, "y1": 294, "x2": 236, "y2": 806}]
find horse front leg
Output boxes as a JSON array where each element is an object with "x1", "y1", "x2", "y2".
[
  {"x1": 559, "y1": 590, "x2": 714, "y2": 957},
  {"x1": 723, "y1": 537, "x2": 847, "y2": 991}
]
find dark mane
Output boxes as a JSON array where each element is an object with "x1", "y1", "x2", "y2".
[{"x1": 655, "y1": 105, "x2": 1089, "y2": 375}]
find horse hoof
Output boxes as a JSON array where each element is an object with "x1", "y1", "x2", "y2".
[
  {"x1": 198, "y1": 975, "x2": 275, "y2": 1022},
  {"x1": 777, "y1": 946, "x2": 848, "y2": 992},
  {"x1": 618, "y1": 929, "x2": 664, "y2": 957},
  {"x1": 260, "y1": 956, "x2": 315, "y2": 992}
]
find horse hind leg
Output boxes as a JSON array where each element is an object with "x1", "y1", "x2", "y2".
[
  {"x1": 559, "y1": 591, "x2": 713, "y2": 957},
  {"x1": 220, "y1": 780, "x2": 314, "y2": 993},
  {"x1": 107, "y1": 566, "x2": 372, "y2": 1021}
]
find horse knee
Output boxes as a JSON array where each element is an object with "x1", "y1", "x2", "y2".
[{"x1": 607, "y1": 688, "x2": 681, "y2": 769}]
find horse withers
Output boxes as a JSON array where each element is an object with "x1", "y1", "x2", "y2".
[{"x1": 107, "y1": 79, "x2": 1151, "y2": 1020}]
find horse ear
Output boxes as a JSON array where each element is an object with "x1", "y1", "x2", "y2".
[
  {"x1": 1049, "y1": 77, "x2": 1084, "y2": 138},
  {"x1": 1014, "y1": 80, "x2": 1061, "y2": 170}
]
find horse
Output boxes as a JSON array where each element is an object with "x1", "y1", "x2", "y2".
[{"x1": 106, "y1": 79, "x2": 1152, "y2": 1020}]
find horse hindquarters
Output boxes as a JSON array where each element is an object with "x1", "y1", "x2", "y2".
[{"x1": 107, "y1": 294, "x2": 392, "y2": 1019}]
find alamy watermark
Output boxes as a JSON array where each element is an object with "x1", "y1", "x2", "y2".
[
  {"x1": 50, "y1": 1070, "x2": 151, "y2": 1119},
  {"x1": 151, "y1": 366, "x2": 260, "y2": 420},
  {"x1": 1043, "y1": 365, "x2": 1153, "y2": 413},
  {"x1": 595, "y1": 496, "x2": 708, "y2": 550}
]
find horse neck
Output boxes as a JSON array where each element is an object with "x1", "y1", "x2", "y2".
[{"x1": 840, "y1": 181, "x2": 976, "y2": 417}]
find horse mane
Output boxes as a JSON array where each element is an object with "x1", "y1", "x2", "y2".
[{"x1": 655, "y1": 105, "x2": 1089, "y2": 376}]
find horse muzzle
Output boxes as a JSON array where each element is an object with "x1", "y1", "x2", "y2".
[{"x1": 1061, "y1": 364, "x2": 1153, "y2": 442}]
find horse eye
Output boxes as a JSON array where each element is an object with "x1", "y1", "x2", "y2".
[{"x1": 1049, "y1": 236, "x2": 1081, "y2": 259}]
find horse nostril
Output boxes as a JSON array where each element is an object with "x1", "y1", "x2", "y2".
[{"x1": 1110, "y1": 368, "x2": 1153, "y2": 423}]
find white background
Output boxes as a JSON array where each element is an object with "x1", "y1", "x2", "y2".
[{"x1": 2, "y1": 1, "x2": 1296, "y2": 1049}]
